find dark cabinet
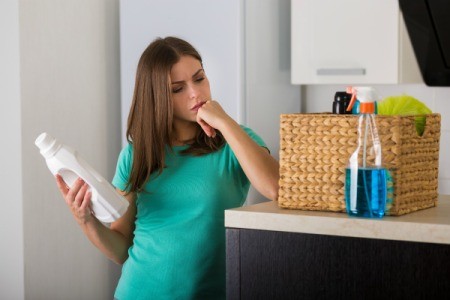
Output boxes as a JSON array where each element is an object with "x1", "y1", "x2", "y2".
[{"x1": 226, "y1": 228, "x2": 450, "y2": 299}]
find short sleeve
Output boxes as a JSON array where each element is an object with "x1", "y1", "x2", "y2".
[
  {"x1": 240, "y1": 125, "x2": 268, "y2": 150},
  {"x1": 112, "y1": 144, "x2": 133, "y2": 192}
]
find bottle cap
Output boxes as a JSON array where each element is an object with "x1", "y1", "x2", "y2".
[
  {"x1": 359, "y1": 102, "x2": 376, "y2": 114},
  {"x1": 35, "y1": 132, "x2": 60, "y2": 158}
]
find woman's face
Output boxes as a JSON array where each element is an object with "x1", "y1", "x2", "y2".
[{"x1": 170, "y1": 55, "x2": 211, "y2": 125}]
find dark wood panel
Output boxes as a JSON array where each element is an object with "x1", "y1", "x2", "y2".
[
  {"x1": 226, "y1": 228, "x2": 450, "y2": 300},
  {"x1": 226, "y1": 228, "x2": 240, "y2": 300}
]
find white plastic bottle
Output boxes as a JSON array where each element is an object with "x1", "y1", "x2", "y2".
[{"x1": 35, "y1": 132, "x2": 129, "y2": 223}]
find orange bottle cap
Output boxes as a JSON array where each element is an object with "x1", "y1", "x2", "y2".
[{"x1": 359, "y1": 102, "x2": 375, "y2": 114}]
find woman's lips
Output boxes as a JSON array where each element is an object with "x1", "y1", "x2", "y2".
[{"x1": 191, "y1": 101, "x2": 206, "y2": 111}]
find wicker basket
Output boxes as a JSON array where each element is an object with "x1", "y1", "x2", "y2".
[{"x1": 278, "y1": 113, "x2": 441, "y2": 216}]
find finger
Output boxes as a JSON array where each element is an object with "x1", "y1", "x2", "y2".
[
  {"x1": 196, "y1": 111, "x2": 216, "y2": 137},
  {"x1": 80, "y1": 190, "x2": 92, "y2": 212},
  {"x1": 67, "y1": 177, "x2": 85, "y2": 202},
  {"x1": 202, "y1": 124, "x2": 216, "y2": 137},
  {"x1": 55, "y1": 175, "x2": 69, "y2": 197},
  {"x1": 74, "y1": 183, "x2": 89, "y2": 208},
  {"x1": 210, "y1": 128, "x2": 217, "y2": 138},
  {"x1": 198, "y1": 119, "x2": 215, "y2": 137}
]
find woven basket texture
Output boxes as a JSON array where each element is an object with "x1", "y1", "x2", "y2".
[{"x1": 278, "y1": 113, "x2": 441, "y2": 216}]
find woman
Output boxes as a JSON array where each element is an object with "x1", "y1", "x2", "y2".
[{"x1": 56, "y1": 36, "x2": 279, "y2": 299}]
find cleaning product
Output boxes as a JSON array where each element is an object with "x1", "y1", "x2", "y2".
[
  {"x1": 332, "y1": 91, "x2": 352, "y2": 114},
  {"x1": 344, "y1": 87, "x2": 387, "y2": 218},
  {"x1": 347, "y1": 87, "x2": 379, "y2": 114},
  {"x1": 35, "y1": 132, "x2": 129, "y2": 223}
]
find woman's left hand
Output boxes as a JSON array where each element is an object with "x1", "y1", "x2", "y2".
[{"x1": 196, "y1": 100, "x2": 232, "y2": 137}]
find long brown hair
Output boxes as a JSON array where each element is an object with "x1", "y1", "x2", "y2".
[{"x1": 125, "y1": 36, "x2": 225, "y2": 193}]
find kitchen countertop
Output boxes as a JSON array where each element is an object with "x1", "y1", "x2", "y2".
[{"x1": 225, "y1": 195, "x2": 450, "y2": 245}]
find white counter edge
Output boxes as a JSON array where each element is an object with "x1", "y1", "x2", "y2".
[{"x1": 225, "y1": 195, "x2": 450, "y2": 245}]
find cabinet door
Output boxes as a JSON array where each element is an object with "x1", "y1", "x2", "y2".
[{"x1": 291, "y1": 0, "x2": 399, "y2": 84}]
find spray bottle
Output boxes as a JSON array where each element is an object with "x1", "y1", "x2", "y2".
[
  {"x1": 35, "y1": 132, "x2": 129, "y2": 223},
  {"x1": 345, "y1": 87, "x2": 387, "y2": 218}
]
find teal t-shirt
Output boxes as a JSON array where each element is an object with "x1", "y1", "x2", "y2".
[{"x1": 112, "y1": 126, "x2": 266, "y2": 300}]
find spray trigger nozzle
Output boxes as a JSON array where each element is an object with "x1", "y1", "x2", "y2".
[{"x1": 346, "y1": 86, "x2": 357, "y2": 111}]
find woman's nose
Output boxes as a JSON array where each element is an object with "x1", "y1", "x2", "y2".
[{"x1": 187, "y1": 83, "x2": 200, "y2": 99}]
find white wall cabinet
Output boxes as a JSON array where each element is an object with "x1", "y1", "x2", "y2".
[{"x1": 291, "y1": 0, "x2": 422, "y2": 85}]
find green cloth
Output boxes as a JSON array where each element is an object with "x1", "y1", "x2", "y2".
[{"x1": 112, "y1": 126, "x2": 266, "y2": 300}]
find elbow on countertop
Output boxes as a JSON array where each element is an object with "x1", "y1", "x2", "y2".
[
  {"x1": 269, "y1": 185, "x2": 279, "y2": 202},
  {"x1": 266, "y1": 168, "x2": 280, "y2": 201},
  {"x1": 264, "y1": 180, "x2": 279, "y2": 202}
]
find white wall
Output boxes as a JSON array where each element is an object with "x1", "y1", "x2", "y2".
[
  {"x1": 302, "y1": 84, "x2": 450, "y2": 195},
  {"x1": 245, "y1": 0, "x2": 301, "y2": 159},
  {"x1": 0, "y1": 0, "x2": 122, "y2": 299},
  {"x1": 244, "y1": 0, "x2": 301, "y2": 203},
  {"x1": 0, "y1": 1, "x2": 24, "y2": 299}
]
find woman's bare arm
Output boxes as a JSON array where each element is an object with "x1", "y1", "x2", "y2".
[{"x1": 197, "y1": 101, "x2": 279, "y2": 201}]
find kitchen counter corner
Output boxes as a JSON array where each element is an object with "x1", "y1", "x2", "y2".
[{"x1": 225, "y1": 195, "x2": 450, "y2": 245}]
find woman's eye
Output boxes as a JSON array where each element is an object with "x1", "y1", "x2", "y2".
[
  {"x1": 172, "y1": 86, "x2": 183, "y2": 93},
  {"x1": 195, "y1": 77, "x2": 205, "y2": 82}
]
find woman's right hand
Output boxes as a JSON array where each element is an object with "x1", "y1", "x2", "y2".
[
  {"x1": 55, "y1": 175, "x2": 94, "y2": 225},
  {"x1": 55, "y1": 175, "x2": 135, "y2": 264}
]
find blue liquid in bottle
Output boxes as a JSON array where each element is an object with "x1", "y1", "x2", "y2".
[{"x1": 345, "y1": 167, "x2": 387, "y2": 218}]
